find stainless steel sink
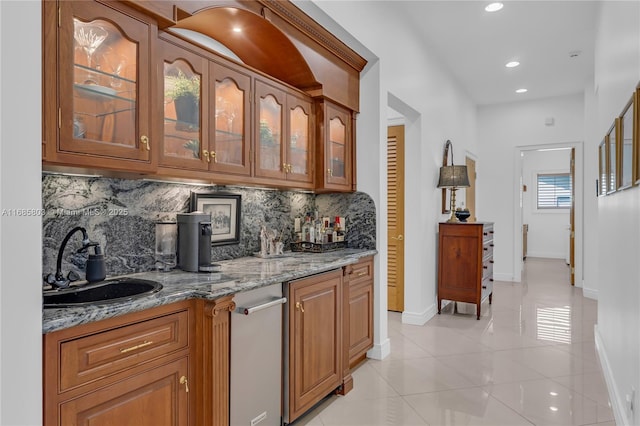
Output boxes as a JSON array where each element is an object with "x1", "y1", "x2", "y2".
[{"x1": 43, "y1": 278, "x2": 162, "y2": 308}]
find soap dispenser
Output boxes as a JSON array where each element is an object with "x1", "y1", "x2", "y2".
[{"x1": 86, "y1": 244, "x2": 106, "y2": 283}]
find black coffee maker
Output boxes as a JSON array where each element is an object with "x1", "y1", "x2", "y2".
[{"x1": 177, "y1": 212, "x2": 212, "y2": 272}]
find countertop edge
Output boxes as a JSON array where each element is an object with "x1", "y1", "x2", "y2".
[{"x1": 43, "y1": 249, "x2": 377, "y2": 333}]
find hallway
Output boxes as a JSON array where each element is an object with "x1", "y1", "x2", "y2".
[{"x1": 298, "y1": 258, "x2": 614, "y2": 425}]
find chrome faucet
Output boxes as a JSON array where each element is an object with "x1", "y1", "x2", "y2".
[{"x1": 44, "y1": 226, "x2": 104, "y2": 289}]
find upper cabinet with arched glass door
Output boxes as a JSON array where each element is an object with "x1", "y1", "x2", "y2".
[
  {"x1": 159, "y1": 39, "x2": 208, "y2": 171},
  {"x1": 316, "y1": 101, "x2": 353, "y2": 191},
  {"x1": 51, "y1": 1, "x2": 153, "y2": 167},
  {"x1": 210, "y1": 62, "x2": 251, "y2": 176}
]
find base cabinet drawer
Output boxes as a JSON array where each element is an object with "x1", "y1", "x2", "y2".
[{"x1": 60, "y1": 310, "x2": 189, "y2": 391}]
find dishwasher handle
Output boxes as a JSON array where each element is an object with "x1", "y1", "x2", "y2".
[{"x1": 237, "y1": 297, "x2": 287, "y2": 315}]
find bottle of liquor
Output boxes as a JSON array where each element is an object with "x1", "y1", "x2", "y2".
[
  {"x1": 314, "y1": 210, "x2": 322, "y2": 244},
  {"x1": 302, "y1": 214, "x2": 311, "y2": 242},
  {"x1": 335, "y1": 216, "x2": 345, "y2": 242}
]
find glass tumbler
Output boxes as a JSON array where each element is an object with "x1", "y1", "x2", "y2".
[{"x1": 155, "y1": 221, "x2": 177, "y2": 271}]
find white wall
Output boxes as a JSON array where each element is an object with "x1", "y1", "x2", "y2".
[
  {"x1": 0, "y1": 1, "x2": 43, "y2": 424},
  {"x1": 522, "y1": 149, "x2": 571, "y2": 259},
  {"x1": 308, "y1": 0, "x2": 479, "y2": 326},
  {"x1": 589, "y1": 2, "x2": 640, "y2": 425},
  {"x1": 477, "y1": 94, "x2": 584, "y2": 282}
]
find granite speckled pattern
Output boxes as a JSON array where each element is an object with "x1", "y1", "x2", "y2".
[
  {"x1": 44, "y1": 175, "x2": 377, "y2": 280},
  {"x1": 43, "y1": 249, "x2": 376, "y2": 333}
]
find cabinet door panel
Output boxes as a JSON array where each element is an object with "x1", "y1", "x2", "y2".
[
  {"x1": 59, "y1": 1, "x2": 151, "y2": 162},
  {"x1": 159, "y1": 39, "x2": 208, "y2": 170},
  {"x1": 287, "y1": 94, "x2": 313, "y2": 183},
  {"x1": 289, "y1": 270, "x2": 342, "y2": 422},
  {"x1": 348, "y1": 281, "x2": 373, "y2": 367},
  {"x1": 255, "y1": 80, "x2": 287, "y2": 180},
  {"x1": 60, "y1": 357, "x2": 189, "y2": 426},
  {"x1": 211, "y1": 63, "x2": 251, "y2": 175}
]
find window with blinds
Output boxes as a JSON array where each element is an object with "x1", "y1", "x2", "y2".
[{"x1": 537, "y1": 173, "x2": 571, "y2": 209}]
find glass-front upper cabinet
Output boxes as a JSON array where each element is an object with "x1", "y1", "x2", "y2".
[
  {"x1": 255, "y1": 80, "x2": 286, "y2": 180},
  {"x1": 322, "y1": 102, "x2": 352, "y2": 190},
  {"x1": 286, "y1": 94, "x2": 313, "y2": 184},
  {"x1": 159, "y1": 39, "x2": 208, "y2": 171},
  {"x1": 58, "y1": 1, "x2": 151, "y2": 163},
  {"x1": 210, "y1": 63, "x2": 251, "y2": 176}
]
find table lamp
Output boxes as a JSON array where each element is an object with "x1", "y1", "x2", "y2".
[{"x1": 437, "y1": 140, "x2": 470, "y2": 222}]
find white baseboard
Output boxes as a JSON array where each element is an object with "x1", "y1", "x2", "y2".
[
  {"x1": 493, "y1": 272, "x2": 515, "y2": 282},
  {"x1": 367, "y1": 337, "x2": 391, "y2": 360},
  {"x1": 526, "y1": 251, "x2": 566, "y2": 259},
  {"x1": 594, "y1": 325, "x2": 629, "y2": 426},
  {"x1": 582, "y1": 287, "x2": 598, "y2": 300},
  {"x1": 401, "y1": 304, "x2": 436, "y2": 325}
]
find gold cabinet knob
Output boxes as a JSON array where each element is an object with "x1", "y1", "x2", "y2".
[
  {"x1": 210, "y1": 151, "x2": 217, "y2": 163},
  {"x1": 391, "y1": 235, "x2": 404, "y2": 241},
  {"x1": 327, "y1": 168, "x2": 333, "y2": 177},
  {"x1": 203, "y1": 150, "x2": 210, "y2": 163},
  {"x1": 140, "y1": 135, "x2": 150, "y2": 151},
  {"x1": 283, "y1": 162, "x2": 288, "y2": 173},
  {"x1": 295, "y1": 302, "x2": 305, "y2": 313}
]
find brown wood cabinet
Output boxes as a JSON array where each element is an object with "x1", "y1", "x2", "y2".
[
  {"x1": 437, "y1": 222, "x2": 494, "y2": 320},
  {"x1": 43, "y1": 0, "x2": 156, "y2": 171},
  {"x1": 43, "y1": 0, "x2": 362, "y2": 192},
  {"x1": 315, "y1": 100, "x2": 355, "y2": 192},
  {"x1": 43, "y1": 301, "x2": 193, "y2": 426},
  {"x1": 286, "y1": 269, "x2": 343, "y2": 423},
  {"x1": 345, "y1": 256, "x2": 374, "y2": 369}
]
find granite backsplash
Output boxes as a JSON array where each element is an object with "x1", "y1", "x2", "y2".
[{"x1": 42, "y1": 174, "x2": 376, "y2": 280}]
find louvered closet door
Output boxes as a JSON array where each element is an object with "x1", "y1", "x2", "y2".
[{"x1": 387, "y1": 125, "x2": 405, "y2": 312}]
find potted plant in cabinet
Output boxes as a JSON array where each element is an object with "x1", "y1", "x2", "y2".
[{"x1": 166, "y1": 71, "x2": 200, "y2": 133}]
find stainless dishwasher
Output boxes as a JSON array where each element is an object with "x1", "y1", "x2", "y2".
[{"x1": 230, "y1": 283, "x2": 286, "y2": 426}]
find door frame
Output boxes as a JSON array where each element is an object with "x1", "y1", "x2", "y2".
[{"x1": 513, "y1": 142, "x2": 583, "y2": 285}]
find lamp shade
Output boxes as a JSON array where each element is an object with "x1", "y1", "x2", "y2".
[{"x1": 437, "y1": 165, "x2": 470, "y2": 188}]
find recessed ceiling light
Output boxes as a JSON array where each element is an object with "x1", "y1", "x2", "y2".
[
  {"x1": 505, "y1": 61, "x2": 520, "y2": 68},
  {"x1": 516, "y1": 88, "x2": 528, "y2": 93},
  {"x1": 232, "y1": 26, "x2": 242, "y2": 33},
  {"x1": 485, "y1": 2, "x2": 504, "y2": 12}
]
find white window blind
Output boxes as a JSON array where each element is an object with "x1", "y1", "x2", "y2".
[{"x1": 537, "y1": 173, "x2": 571, "y2": 209}]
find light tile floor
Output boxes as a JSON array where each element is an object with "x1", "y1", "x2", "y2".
[{"x1": 295, "y1": 258, "x2": 615, "y2": 425}]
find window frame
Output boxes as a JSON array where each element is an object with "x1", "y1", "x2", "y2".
[{"x1": 536, "y1": 172, "x2": 572, "y2": 210}]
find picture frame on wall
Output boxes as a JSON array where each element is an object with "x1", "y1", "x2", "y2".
[
  {"x1": 606, "y1": 122, "x2": 618, "y2": 194},
  {"x1": 599, "y1": 139, "x2": 607, "y2": 196},
  {"x1": 619, "y1": 95, "x2": 635, "y2": 190},
  {"x1": 189, "y1": 192, "x2": 241, "y2": 246}
]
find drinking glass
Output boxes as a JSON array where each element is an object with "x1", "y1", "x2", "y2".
[{"x1": 155, "y1": 222, "x2": 177, "y2": 271}]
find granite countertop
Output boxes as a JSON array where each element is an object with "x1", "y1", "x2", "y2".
[{"x1": 43, "y1": 249, "x2": 376, "y2": 333}]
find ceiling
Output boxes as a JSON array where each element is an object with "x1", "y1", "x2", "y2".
[{"x1": 392, "y1": 1, "x2": 598, "y2": 106}]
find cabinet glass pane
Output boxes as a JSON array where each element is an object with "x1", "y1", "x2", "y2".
[
  {"x1": 73, "y1": 18, "x2": 136, "y2": 145},
  {"x1": 215, "y1": 78, "x2": 244, "y2": 165},
  {"x1": 289, "y1": 106, "x2": 309, "y2": 175},
  {"x1": 329, "y1": 117, "x2": 346, "y2": 178},
  {"x1": 164, "y1": 60, "x2": 201, "y2": 160},
  {"x1": 259, "y1": 95, "x2": 282, "y2": 172}
]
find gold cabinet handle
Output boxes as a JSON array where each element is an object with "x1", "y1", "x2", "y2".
[
  {"x1": 120, "y1": 340, "x2": 153, "y2": 353},
  {"x1": 391, "y1": 235, "x2": 404, "y2": 241},
  {"x1": 357, "y1": 271, "x2": 367, "y2": 277},
  {"x1": 283, "y1": 162, "x2": 288, "y2": 173},
  {"x1": 179, "y1": 375, "x2": 189, "y2": 393},
  {"x1": 210, "y1": 151, "x2": 217, "y2": 163},
  {"x1": 288, "y1": 164, "x2": 293, "y2": 173},
  {"x1": 203, "y1": 150, "x2": 210, "y2": 163},
  {"x1": 140, "y1": 135, "x2": 150, "y2": 151},
  {"x1": 296, "y1": 302, "x2": 304, "y2": 313},
  {"x1": 327, "y1": 168, "x2": 333, "y2": 177}
]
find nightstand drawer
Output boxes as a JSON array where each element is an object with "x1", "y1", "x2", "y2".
[
  {"x1": 59, "y1": 310, "x2": 189, "y2": 392},
  {"x1": 482, "y1": 259, "x2": 494, "y2": 280}
]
